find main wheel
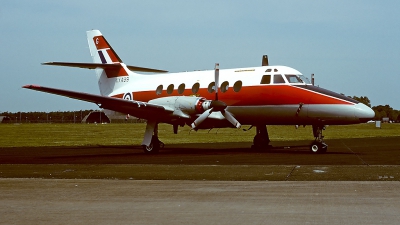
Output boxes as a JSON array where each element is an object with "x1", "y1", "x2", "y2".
[
  {"x1": 252, "y1": 134, "x2": 271, "y2": 150},
  {"x1": 142, "y1": 137, "x2": 160, "y2": 154}
]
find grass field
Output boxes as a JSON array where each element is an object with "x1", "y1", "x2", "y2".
[{"x1": 1, "y1": 122, "x2": 399, "y2": 147}]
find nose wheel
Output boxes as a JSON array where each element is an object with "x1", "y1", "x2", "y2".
[
  {"x1": 310, "y1": 141, "x2": 328, "y2": 154},
  {"x1": 310, "y1": 125, "x2": 328, "y2": 154}
]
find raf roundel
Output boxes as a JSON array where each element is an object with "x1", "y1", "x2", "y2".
[{"x1": 123, "y1": 92, "x2": 132, "y2": 101}]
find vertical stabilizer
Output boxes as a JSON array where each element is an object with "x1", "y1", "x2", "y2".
[
  {"x1": 87, "y1": 30, "x2": 123, "y2": 64},
  {"x1": 86, "y1": 30, "x2": 130, "y2": 96}
]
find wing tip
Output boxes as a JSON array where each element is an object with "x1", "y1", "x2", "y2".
[{"x1": 22, "y1": 84, "x2": 41, "y2": 89}]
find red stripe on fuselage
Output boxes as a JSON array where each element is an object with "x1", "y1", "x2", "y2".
[{"x1": 111, "y1": 85, "x2": 353, "y2": 106}]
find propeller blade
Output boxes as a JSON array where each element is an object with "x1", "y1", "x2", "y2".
[
  {"x1": 214, "y1": 63, "x2": 219, "y2": 101},
  {"x1": 191, "y1": 109, "x2": 212, "y2": 129},
  {"x1": 222, "y1": 110, "x2": 241, "y2": 129}
]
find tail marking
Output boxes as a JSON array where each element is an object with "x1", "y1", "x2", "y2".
[{"x1": 92, "y1": 35, "x2": 127, "y2": 77}]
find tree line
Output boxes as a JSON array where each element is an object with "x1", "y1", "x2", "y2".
[
  {"x1": 349, "y1": 96, "x2": 399, "y2": 122},
  {"x1": 1, "y1": 96, "x2": 399, "y2": 123},
  {"x1": 0, "y1": 110, "x2": 93, "y2": 123}
]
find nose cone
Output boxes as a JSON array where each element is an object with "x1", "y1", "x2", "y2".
[{"x1": 354, "y1": 103, "x2": 375, "y2": 123}]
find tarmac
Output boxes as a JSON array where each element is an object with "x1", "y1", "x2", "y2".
[
  {"x1": 1, "y1": 179, "x2": 399, "y2": 225},
  {"x1": 1, "y1": 136, "x2": 400, "y2": 224}
]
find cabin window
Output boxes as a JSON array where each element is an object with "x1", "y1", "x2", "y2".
[
  {"x1": 178, "y1": 83, "x2": 185, "y2": 94},
  {"x1": 265, "y1": 69, "x2": 272, "y2": 72},
  {"x1": 208, "y1": 82, "x2": 216, "y2": 93},
  {"x1": 167, "y1": 84, "x2": 174, "y2": 94},
  {"x1": 192, "y1": 82, "x2": 200, "y2": 94},
  {"x1": 156, "y1": 85, "x2": 163, "y2": 95},
  {"x1": 285, "y1": 74, "x2": 303, "y2": 83},
  {"x1": 273, "y1": 74, "x2": 285, "y2": 84},
  {"x1": 260, "y1": 75, "x2": 271, "y2": 84},
  {"x1": 233, "y1": 80, "x2": 242, "y2": 92},
  {"x1": 221, "y1": 81, "x2": 229, "y2": 93}
]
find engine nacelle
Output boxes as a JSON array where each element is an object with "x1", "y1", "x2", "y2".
[{"x1": 148, "y1": 96, "x2": 212, "y2": 116}]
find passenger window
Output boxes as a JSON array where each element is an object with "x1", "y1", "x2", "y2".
[
  {"x1": 273, "y1": 74, "x2": 285, "y2": 84},
  {"x1": 156, "y1": 85, "x2": 163, "y2": 95},
  {"x1": 233, "y1": 80, "x2": 242, "y2": 92},
  {"x1": 167, "y1": 84, "x2": 174, "y2": 94},
  {"x1": 221, "y1": 81, "x2": 229, "y2": 93},
  {"x1": 260, "y1": 75, "x2": 271, "y2": 84},
  {"x1": 208, "y1": 82, "x2": 215, "y2": 93},
  {"x1": 178, "y1": 83, "x2": 185, "y2": 94},
  {"x1": 192, "y1": 82, "x2": 200, "y2": 94}
]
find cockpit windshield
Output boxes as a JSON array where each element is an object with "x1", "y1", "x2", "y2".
[
  {"x1": 298, "y1": 75, "x2": 312, "y2": 84},
  {"x1": 285, "y1": 74, "x2": 303, "y2": 84}
]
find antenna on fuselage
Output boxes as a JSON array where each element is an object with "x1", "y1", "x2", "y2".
[
  {"x1": 262, "y1": 55, "x2": 269, "y2": 66},
  {"x1": 311, "y1": 74, "x2": 315, "y2": 86}
]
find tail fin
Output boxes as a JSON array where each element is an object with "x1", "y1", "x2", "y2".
[
  {"x1": 87, "y1": 30, "x2": 123, "y2": 64},
  {"x1": 86, "y1": 30, "x2": 131, "y2": 96},
  {"x1": 87, "y1": 30, "x2": 129, "y2": 78}
]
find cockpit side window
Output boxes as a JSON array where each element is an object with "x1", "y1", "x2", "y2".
[
  {"x1": 260, "y1": 75, "x2": 271, "y2": 84},
  {"x1": 273, "y1": 74, "x2": 285, "y2": 84},
  {"x1": 285, "y1": 74, "x2": 303, "y2": 83}
]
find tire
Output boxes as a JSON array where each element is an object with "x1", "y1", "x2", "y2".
[
  {"x1": 253, "y1": 134, "x2": 271, "y2": 150},
  {"x1": 142, "y1": 137, "x2": 160, "y2": 154},
  {"x1": 310, "y1": 142, "x2": 320, "y2": 153},
  {"x1": 310, "y1": 141, "x2": 328, "y2": 154}
]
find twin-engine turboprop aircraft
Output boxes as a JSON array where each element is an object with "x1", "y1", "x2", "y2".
[{"x1": 23, "y1": 30, "x2": 375, "y2": 154}]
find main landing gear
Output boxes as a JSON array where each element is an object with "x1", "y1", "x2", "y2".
[
  {"x1": 251, "y1": 125, "x2": 272, "y2": 150},
  {"x1": 310, "y1": 125, "x2": 328, "y2": 154},
  {"x1": 141, "y1": 121, "x2": 164, "y2": 154},
  {"x1": 142, "y1": 135, "x2": 164, "y2": 154}
]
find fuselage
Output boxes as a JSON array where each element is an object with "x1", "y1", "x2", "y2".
[{"x1": 105, "y1": 65, "x2": 375, "y2": 127}]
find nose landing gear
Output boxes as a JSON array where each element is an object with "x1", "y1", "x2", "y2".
[{"x1": 310, "y1": 125, "x2": 328, "y2": 154}]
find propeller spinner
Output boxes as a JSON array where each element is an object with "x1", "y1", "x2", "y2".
[{"x1": 190, "y1": 63, "x2": 241, "y2": 129}]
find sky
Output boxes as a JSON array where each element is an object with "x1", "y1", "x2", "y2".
[{"x1": 1, "y1": 0, "x2": 399, "y2": 112}]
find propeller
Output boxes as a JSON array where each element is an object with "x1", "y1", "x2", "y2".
[{"x1": 191, "y1": 63, "x2": 241, "y2": 129}]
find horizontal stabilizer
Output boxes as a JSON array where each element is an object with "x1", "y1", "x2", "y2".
[
  {"x1": 22, "y1": 84, "x2": 166, "y2": 119},
  {"x1": 42, "y1": 62, "x2": 168, "y2": 73}
]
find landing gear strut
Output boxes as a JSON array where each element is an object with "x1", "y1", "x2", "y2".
[
  {"x1": 142, "y1": 135, "x2": 164, "y2": 154},
  {"x1": 252, "y1": 125, "x2": 271, "y2": 149},
  {"x1": 310, "y1": 125, "x2": 328, "y2": 154},
  {"x1": 141, "y1": 121, "x2": 164, "y2": 154}
]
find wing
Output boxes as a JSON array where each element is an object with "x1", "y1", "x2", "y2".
[
  {"x1": 22, "y1": 85, "x2": 170, "y2": 120},
  {"x1": 42, "y1": 62, "x2": 168, "y2": 73}
]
